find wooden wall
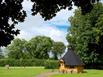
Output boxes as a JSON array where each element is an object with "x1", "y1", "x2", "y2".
[{"x1": 59, "y1": 63, "x2": 84, "y2": 73}]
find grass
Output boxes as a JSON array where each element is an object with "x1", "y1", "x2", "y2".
[
  {"x1": 0, "y1": 67, "x2": 50, "y2": 77},
  {"x1": 0, "y1": 67, "x2": 103, "y2": 77},
  {"x1": 48, "y1": 69, "x2": 103, "y2": 77}
]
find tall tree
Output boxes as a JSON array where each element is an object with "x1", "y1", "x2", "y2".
[
  {"x1": 27, "y1": 36, "x2": 53, "y2": 59},
  {"x1": 66, "y1": 3, "x2": 103, "y2": 65},
  {"x1": 0, "y1": 47, "x2": 4, "y2": 58},
  {"x1": 0, "y1": 0, "x2": 99, "y2": 46},
  {"x1": 31, "y1": 0, "x2": 99, "y2": 20},
  {"x1": 0, "y1": 0, "x2": 26, "y2": 46},
  {"x1": 52, "y1": 42, "x2": 66, "y2": 60},
  {"x1": 7, "y1": 38, "x2": 28, "y2": 59}
]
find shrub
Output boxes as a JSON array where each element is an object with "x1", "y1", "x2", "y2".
[
  {"x1": 44, "y1": 60, "x2": 59, "y2": 69},
  {"x1": 0, "y1": 59, "x2": 59, "y2": 68},
  {"x1": 0, "y1": 59, "x2": 45, "y2": 66}
]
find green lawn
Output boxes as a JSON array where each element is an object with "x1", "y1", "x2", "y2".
[
  {"x1": 0, "y1": 67, "x2": 49, "y2": 77},
  {"x1": 49, "y1": 69, "x2": 103, "y2": 77},
  {"x1": 0, "y1": 67, "x2": 103, "y2": 77}
]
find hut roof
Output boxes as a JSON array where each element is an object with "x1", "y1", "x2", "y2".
[{"x1": 62, "y1": 48, "x2": 84, "y2": 66}]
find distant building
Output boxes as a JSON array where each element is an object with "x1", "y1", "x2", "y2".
[{"x1": 59, "y1": 48, "x2": 84, "y2": 73}]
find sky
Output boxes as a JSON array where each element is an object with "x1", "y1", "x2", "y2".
[
  {"x1": 2, "y1": 0, "x2": 103, "y2": 53},
  {"x1": 14, "y1": 0, "x2": 76, "y2": 45}
]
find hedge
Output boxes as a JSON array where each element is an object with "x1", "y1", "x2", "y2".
[
  {"x1": 44, "y1": 60, "x2": 59, "y2": 69},
  {"x1": 0, "y1": 59, "x2": 59, "y2": 69},
  {"x1": 0, "y1": 59, "x2": 46, "y2": 66}
]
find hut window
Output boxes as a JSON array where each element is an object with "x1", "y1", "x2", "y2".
[{"x1": 70, "y1": 66, "x2": 75, "y2": 68}]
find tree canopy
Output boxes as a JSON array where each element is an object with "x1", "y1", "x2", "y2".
[
  {"x1": 6, "y1": 36, "x2": 66, "y2": 59},
  {"x1": 0, "y1": 0, "x2": 26, "y2": 46},
  {"x1": 66, "y1": 3, "x2": 103, "y2": 65},
  {"x1": 52, "y1": 42, "x2": 66, "y2": 60},
  {"x1": 31, "y1": 0, "x2": 99, "y2": 20},
  {"x1": 0, "y1": 47, "x2": 4, "y2": 58},
  {"x1": 7, "y1": 38, "x2": 27, "y2": 59},
  {"x1": 27, "y1": 36, "x2": 53, "y2": 59},
  {"x1": 0, "y1": 0, "x2": 99, "y2": 46}
]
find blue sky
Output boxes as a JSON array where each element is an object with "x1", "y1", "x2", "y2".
[{"x1": 15, "y1": 0, "x2": 76, "y2": 45}]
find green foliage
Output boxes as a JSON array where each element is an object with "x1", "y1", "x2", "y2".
[
  {"x1": 66, "y1": 3, "x2": 103, "y2": 66},
  {"x1": 0, "y1": 59, "x2": 46, "y2": 66},
  {"x1": 52, "y1": 42, "x2": 66, "y2": 60},
  {"x1": 0, "y1": 0, "x2": 26, "y2": 46},
  {"x1": 0, "y1": 47, "x2": 4, "y2": 59},
  {"x1": 0, "y1": 59, "x2": 60, "y2": 69},
  {"x1": 44, "y1": 60, "x2": 59, "y2": 69},
  {"x1": 7, "y1": 38, "x2": 28, "y2": 59},
  {"x1": 27, "y1": 36, "x2": 53, "y2": 59},
  {"x1": 6, "y1": 36, "x2": 66, "y2": 60},
  {"x1": 31, "y1": 0, "x2": 99, "y2": 20}
]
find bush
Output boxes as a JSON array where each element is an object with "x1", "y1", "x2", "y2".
[
  {"x1": 0, "y1": 59, "x2": 59, "y2": 68},
  {"x1": 32, "y1": 59, "x2": 45, "y2": 66},
  {"x1": 0, "y1": 59, "x2": 45, "y2": 66},
  {"x1": 44, "y1": 60, "x2": 59, "y2": 69},
  {"x1": 85, "y1": 63, "x2": 103, "y2": 69}
]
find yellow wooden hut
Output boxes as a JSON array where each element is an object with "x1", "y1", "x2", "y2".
[{"x1": 59, "y1": 48, "x2": 84, "y2": 73}]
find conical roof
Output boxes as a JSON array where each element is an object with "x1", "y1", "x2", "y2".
[{"x1": 62, "y1": 48, "x2": 84, "y2": 66}]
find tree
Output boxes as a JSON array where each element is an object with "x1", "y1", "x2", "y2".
[
  {"x1": 0, "y1": 0, "x2": 99, "y2": 47},
  {"x1": 52, "y1": 42, "x2": 66, "y2": 60},
  {"x1": 66, "y1": 3, "x2": 103, "y2": 66},
  {"x1": 0, "y1": 47, "x2": 4, "y2": 58},
  {"x1": 27, "y1": 36, "x2": 53, "y2": 59},
  {"x1": 31, "y1": 0, "x2": 99, "y2": 20},
  {"x1": 7, "y1": 38, "x2": 28, "y2": 59},
  {"x1": 0, "y1": 0, "x2": 26, "y2": 47}
]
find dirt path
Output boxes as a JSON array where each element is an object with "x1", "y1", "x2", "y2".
[{"x1": 35, "y1": 72, "x2": 59, "y2": 77}]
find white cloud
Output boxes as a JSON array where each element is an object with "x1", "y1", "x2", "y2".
[
  {"x1": 50, "y1": 7, "x2": 76, "y2": 21},
  {"x1": 22, "y1": 0, "x2": 33, "y2": 11},
  {"x1": 15, "y1": 0, "x2": 76, "y2": 45},
  {"x1": 45, "y1": 6, "x2": 77, "y2": 27},
  {"x1": 17, "y1": 24, "x2": 68, "y2": 45},
  {"x1": 101, "y1": 0, "x2": 103, "y2": 2}
]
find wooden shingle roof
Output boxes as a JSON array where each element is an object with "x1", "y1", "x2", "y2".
[{"x1": 62, "y1": 48, "x2": 84, "y2": 66}]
